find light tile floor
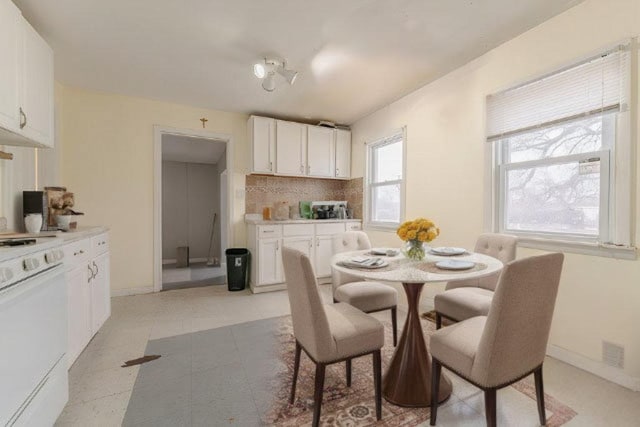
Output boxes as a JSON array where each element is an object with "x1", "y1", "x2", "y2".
[{"x1": 56, "y1": 284, "x2": 640, "y2": 426}]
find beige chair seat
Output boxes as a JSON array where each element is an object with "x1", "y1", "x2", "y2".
[
  {"x1": 434, "y1": 288, "x2": 493, "y2": 321},
  {"x1": 325, "y1": 303, "x2": 384, "y2": 361},
  {"x1": 334, "y1": 282, "x2": 398, "y2": 313},
  {"x1": 429, "y1": 316, "x2": 486, "y2": 379}
]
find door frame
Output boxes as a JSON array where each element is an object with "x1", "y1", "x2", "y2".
[{"x1": 153, "y1": 125, "x2": 234, "y2": 292}]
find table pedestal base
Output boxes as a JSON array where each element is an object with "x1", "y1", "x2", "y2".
[{"x1": 382, "y1": 282, "x2": 452, "y2": 407}]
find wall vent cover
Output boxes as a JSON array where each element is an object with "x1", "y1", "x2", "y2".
[{"x1": 602, "y1": 341, "x2": 625, "y2": 369}]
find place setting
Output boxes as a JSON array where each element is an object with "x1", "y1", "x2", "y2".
[{"x1": 337, "y1": 255, "x2": 390, "y2": 270}]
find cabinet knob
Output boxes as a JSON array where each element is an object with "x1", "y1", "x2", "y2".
[{"x1": 23, "y1": 258, "x2": 39, "y2": 271}]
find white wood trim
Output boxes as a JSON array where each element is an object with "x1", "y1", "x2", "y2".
[
  {"x1": 153, "y1": 125, "x2": 235, "y2": 293},
  {"x1": 547, "y1": 344, "x2": 640, "y2": 391},
  {"x1": 111, "y1": 286, "x2": 154, "y2": 297}
]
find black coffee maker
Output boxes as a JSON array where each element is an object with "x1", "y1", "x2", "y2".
[{"x1": 23, "y1": 191, "x2": 50, "y2": 231}]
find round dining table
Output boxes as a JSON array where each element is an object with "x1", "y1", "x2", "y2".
[{"x1": 331, "y1": 248, "x2": 503, "y2": 408}]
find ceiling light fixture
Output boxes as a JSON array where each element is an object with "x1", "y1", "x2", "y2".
[{"x1": 253, "y1": 58, "x2": 298, "y2": 92}]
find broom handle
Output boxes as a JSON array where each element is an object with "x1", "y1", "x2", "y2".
[{"x1": 207, "y1": 213, "x2": 217, "y2": 260}]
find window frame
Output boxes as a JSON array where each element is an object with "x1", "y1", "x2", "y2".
[
  {"x1": 496, "y1": 145, "x2": 611, "y2": 243},
  {"x1": 486, "y1": 42, "x2": 636, "y2": 259},
  {"x1": 365, "y1": 128, "x2": 406, "y2": 231}
]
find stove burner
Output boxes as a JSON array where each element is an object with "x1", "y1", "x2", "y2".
[{"x1": 0, "y1": 239, "x2": 37, "y2": 247}]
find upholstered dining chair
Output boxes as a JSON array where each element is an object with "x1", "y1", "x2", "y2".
[
  {"x1": 429, "y1": 253, "x2": 564, "y2": 427},
  {"x1": 282, "y1": 247, "x2": 384, "y2": 427},
  {"x1": 331, "y1": 231, "x2": 399, "y2": 346},
  {"x1": 434, "y1": 233, "x2": 517, "y2": 329}
]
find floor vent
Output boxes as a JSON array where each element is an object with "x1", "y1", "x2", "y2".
[{"x1": 602, "y1": 341, "x2": 625, "y2": 369}]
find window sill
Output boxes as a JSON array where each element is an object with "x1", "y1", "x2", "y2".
[{"x1": 517, "y1": 236, "x2": 637, "y2": 260}]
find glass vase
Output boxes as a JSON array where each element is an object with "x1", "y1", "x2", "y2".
[{"x1": 403, "y1": 239, "x2": 426, "y2": 261}]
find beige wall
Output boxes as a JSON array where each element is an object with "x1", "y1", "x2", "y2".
[
  {"x1": 59, "y1": 86, "x2": 248, "y2": 294},
  {"x1": 351, "y1": 0, "x2": 640, "y2": 381}
]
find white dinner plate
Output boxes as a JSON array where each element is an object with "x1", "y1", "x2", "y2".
[
  {"x1": 430, "y1": 247, "x2": 467, "y2": 256},
  {"x1": 341, "y1": 258, "x2": 388, "y2": 269},
  {"x1": 435, "y1": 260, "x2": 475, "y2": 270},
  {"x1": 370, "y1": 248, "x2": 399, "y2": 256}
]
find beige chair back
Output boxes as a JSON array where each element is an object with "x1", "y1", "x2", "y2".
[
  {"x1": 331, "y1": 231, "x2": 373, "y2": 291},
  {"x1": 446, "y1": 233, "x2": 518, "y2": 291},
  {"x1": 470, "y1": 253, "x2": 564, "y2": 387},
  {"x1": 282, "y1": 247, "x2": 335, "y2": 361}
]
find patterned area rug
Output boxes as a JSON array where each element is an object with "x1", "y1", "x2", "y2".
[{"x1": 263, "y1": 315, "x2": 577, "y2": 426}]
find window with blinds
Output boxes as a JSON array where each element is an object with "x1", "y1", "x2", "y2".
[
  {"x1": 366, "y1": 129, "x2": 405, "y2": 228},
  {"x1": 488, "y1": 44, "x2": 632, "y2": 246}
]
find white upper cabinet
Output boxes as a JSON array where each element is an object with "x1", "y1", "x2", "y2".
[
  {"x1": 0, "y1": 0, "x2": 21, "y2": 134},
  {"x1": 335, "y1": 129, "x2": 351, "y2": 179},
  {"x1": 306, "y1": 125, "x2": 335, "y2": 178},
  {"x1": 248, "y1": 115, "x2": 351, "y2": 179},
  {"x1": 248, "y1": 116, "x2": 275, "y2": 174},
  {"x1": 20, "y1": 20, "x2": 54, "y2": 147},
  {"x1": 276, "y1": 120, "x2": 306, "y2": 176},
  {"x1": 0, "y1": 0, "x2": 54, "y2": 148}
]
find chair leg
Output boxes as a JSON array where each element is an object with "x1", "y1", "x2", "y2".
[
  {"x1": 534, "y1": 366, "x2": 547, "y2": 425},
  {"x1": 435, "y1": 312, "x2": 442, "y2": 329},
  {"x1": 312, "y1": 363, "x2": 326, "y2": 427},
  {"x1": 289, "y1": 341, "x2": 302, "y2": 404},
  {"x1": 430, "y1": 358, "x2": 441, "y2": 425},
  {"x1": 373, "y1": 350, "x2": 382, "y2": 421},
  {"x1": 391, "y1": 307, "x2": 398, "y2": 346},
  {"x1": 346, "y1": 359, "x2": 352, "y2": 387},
  {"x1": 484, "y1": 389, "x2": 497, "y2": 427}
]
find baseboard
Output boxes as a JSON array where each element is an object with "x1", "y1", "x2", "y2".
[
  {"x1": 111, "y1": 286, "x2": 154, "y2": 297},
  {"x1": 162, "y1": 257, "x2": 213, "y2": 265},
  {"x1": 547, "y1": 344, "x2": 640, "y2": 391}
]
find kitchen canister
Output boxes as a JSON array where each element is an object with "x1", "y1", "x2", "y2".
[
  {"x1": 24, "y1": 213, "x2": 43, "y2": 234},
  {"x1": 273, "y1": 201, "x2": 289, "y2": 221}
]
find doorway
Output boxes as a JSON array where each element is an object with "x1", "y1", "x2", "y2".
[{"x1": 153, "y1": 126, "x2": 234, "y2": 292}]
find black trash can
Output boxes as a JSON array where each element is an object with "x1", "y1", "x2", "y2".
[{"x1": 225, "y1": 248, "x2": 250, "y2": 291}]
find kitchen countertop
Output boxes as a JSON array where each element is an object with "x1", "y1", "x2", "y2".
[
  {"x1": 0, "y1": 226, "x2": 109, "y2": 262},
  {"x1": 245, "y1": 218, "x2": 362, "y2": 225}
]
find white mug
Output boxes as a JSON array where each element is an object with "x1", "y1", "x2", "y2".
[{"x1": 24, "y1": 213, "x2": 43, "y2": 234}]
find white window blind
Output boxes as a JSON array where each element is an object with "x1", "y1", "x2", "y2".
[{"x1": 486, "y1": 46, "x2": 630, "y2": 141}]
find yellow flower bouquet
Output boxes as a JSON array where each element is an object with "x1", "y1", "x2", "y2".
[{"x1": 397, "y1": 218, "x2": 440, "y2": 261}]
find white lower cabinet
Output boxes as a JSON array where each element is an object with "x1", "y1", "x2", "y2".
[
  {"x1": 283, "y1": 236, "x2": 314, "y2": 259},
  {"x1": 64, "y1": 232, "x2": 111, "y2": 367},
  {"x1": 314, "y1": 235, "x2": 334, "y2": 277},
  {"x1": 66, "y1": 264, "x2": 91, "y2": 366},
  {"x1": 257, "y1": 238, "x2": 282, "y2": 286},
  {"x1": 247, "y1": 221, "x2": 361, "y2": 292},
  {"x1": 90, "y1": 252, "x2": 110, "y2": 334}
]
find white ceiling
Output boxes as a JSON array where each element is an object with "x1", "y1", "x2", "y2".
[
  {"x1": 162, "y1": 135, "x2": 226, "y2": 164},
  {"x1": 16, "y1": 0, "x2": 583, "y2": 125}
]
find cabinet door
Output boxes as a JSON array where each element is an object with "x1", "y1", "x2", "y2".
[
  {"x1": 0, "y1": 0, "x2": 21, "y2": 133},
  {"x1": 335, "y1": 129, "x2": 351, "y2": 179},
  {"x1": 283, "y1": 236, "x2": 314, "y2": 260},
  {"x1": 276, "y1": 120, "x2": 306, "y2": 176},
  {"x1": 314, "y1": 235, "x2": 334, "y2": 277},
  {"x1": 90, "y1": 253, "x2": 111, "y2": 335},
  {"x1": 258, "y1": 238, "x2": 282, "y2": 285},
  {"x1": 66, "y1": 265, "x2": 91, "y2": 367},
  {"x1": 307, "y1": 125, "x2": 334, "y2": 178},
  {"x1": 20, "y1": 19, "x2": 53, "y2": 147},
  {"x1": 250, "y1": 116, "x2": 275, "y2": 174}
]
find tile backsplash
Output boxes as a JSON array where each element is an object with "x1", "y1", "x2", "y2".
[{"x1": 245, "y1": 175, "x2": 363, "y2": 219}]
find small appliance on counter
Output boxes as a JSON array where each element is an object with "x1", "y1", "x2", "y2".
[
  {"x1": 23, "y1": 191, "x2": 52, "y2": 232},
  {"x1": 311, "y1": 201, "x2": 348, "y2": 220}
]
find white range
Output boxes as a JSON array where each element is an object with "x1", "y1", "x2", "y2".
[{"x1": 0, "y1": 238, "x2": 68, "y2": 426}]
